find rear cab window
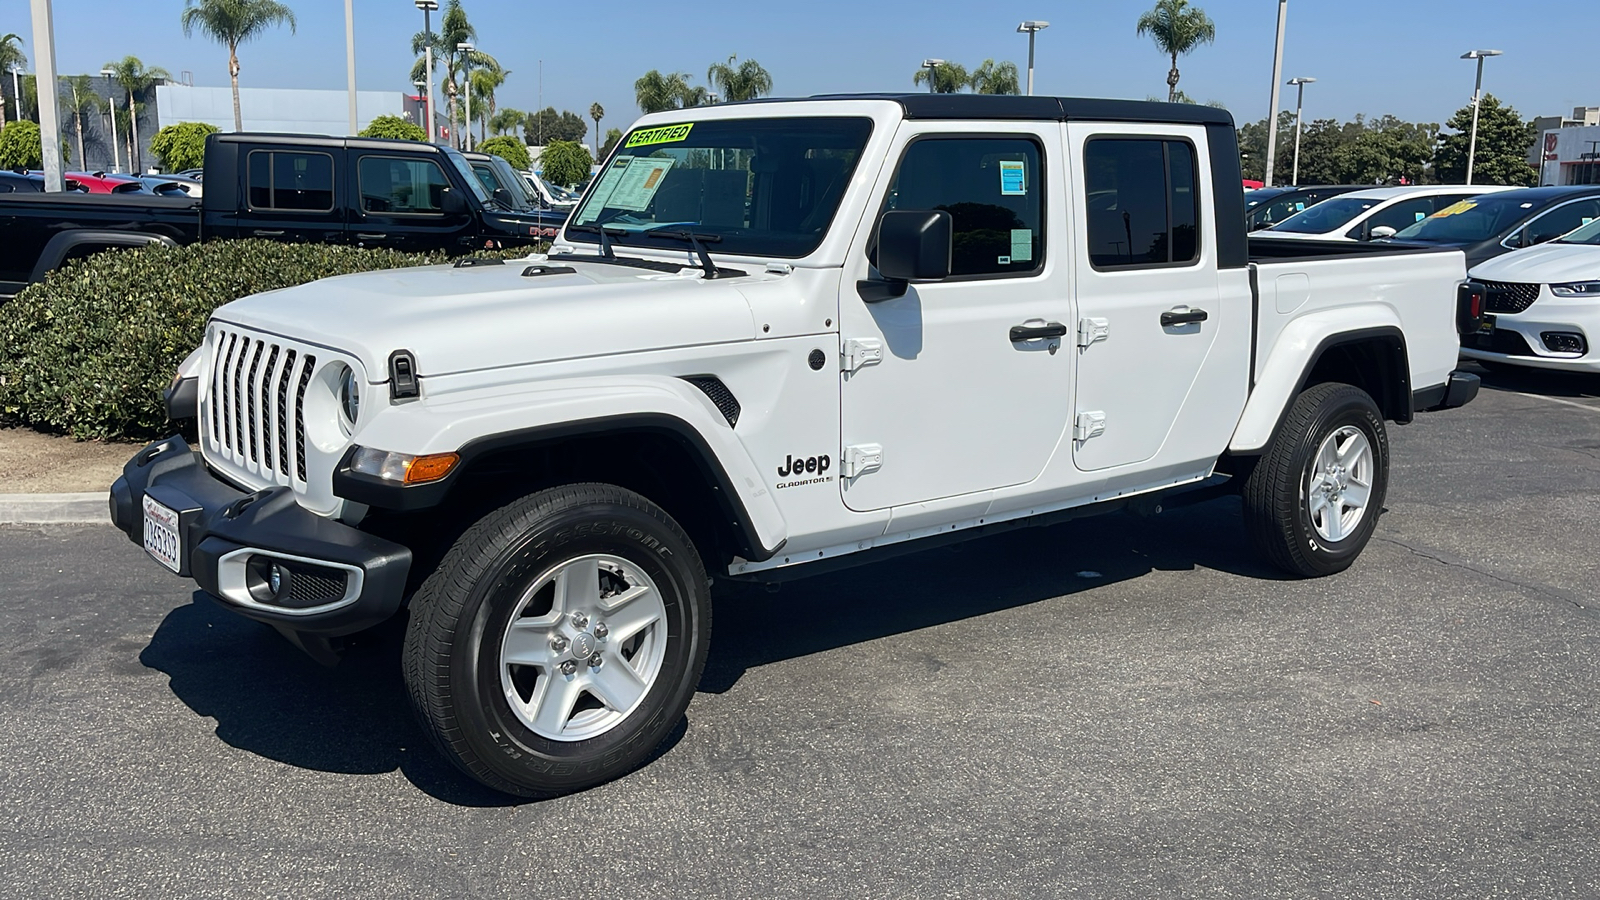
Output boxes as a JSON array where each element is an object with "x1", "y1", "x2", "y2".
[
  {"x1": 246, "y1": 150, "x2": 335, "y2": 211},
  {"x1": 1083, "y1": 137, "x2": 1200, "y2": 268}
]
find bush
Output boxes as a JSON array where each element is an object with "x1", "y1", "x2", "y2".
[
  {"x1": 149, "y1": 122, "x2": 219, "y2": 172},
  {"x1": 0, "y1": 120, "x2": 42, "y2": 169},
  {"x1": 478, "y1": 135, "x2": 531, "y2": 171},
  {"x1": 540, "y1": 140, "x2": 593, "y2": 188},
  {"x1": 359, "y1": 115, "x2": 428, "y2": 142},
  {"x1": 0, "y1": 240, "x2": 539, "y2": 441}
]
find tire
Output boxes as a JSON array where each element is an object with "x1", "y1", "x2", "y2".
[
  {"x1": 403, "y1": 483, "x2": 710, "y2": 798},
  {"x1": 1242, "y1": 382, "x2": 1389, "y2": 578}
]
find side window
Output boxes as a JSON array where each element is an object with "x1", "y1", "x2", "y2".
[
  {"x1": 472, "y1": 164, "x2": 500, "y2": 195},
  {"x1": 882, "y1": 137, "x2": 1044, "y2": 278},
  {"x1": 1084, "y1": 138, "x2": 1201, "y2": 268},
  {"x1": 246, "y1": 150, "x2": 334, "y2": 211},
  {"x1": 359, "y1": 157, "x2": 451, "y2": 214},
  {"x1": 1361, "y1": 198, "x2": 1433, "y2": 235},
  {"x1": 1526, "y1": 200, "x2": 1600, "y2": 244}
]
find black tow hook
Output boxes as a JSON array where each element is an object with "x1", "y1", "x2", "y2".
[{"x1": 223, "y1": 489, "x2": 271, "y2": 520}]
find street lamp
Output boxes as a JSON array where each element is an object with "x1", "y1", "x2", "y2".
[
  {"x1": 1461, "y1": 49, "x2": 1504, "y2": 185},
  {"x1": 9, "y1": 64, "x2": 20, "y2": 122},
  {"x1": 100, "y1": 67, "x2": 121, "y2": 174},
  {"x1": 1287, "y1": 76, "x2": 1316, "y2": 186},
  {"x1": 922, "y1": 59, "x2": 945, "y2": 94},
  {"x1": 1263, "y1": 0, "x2": 1289, "y2": 187},
  {"x1": 414, "y1": 0, "x2": 439, "y2": 144},
  {"x1": 1016, "y1": 21, "x2": 1049, "y2": 96},
  {"x1": 457, "y1": 41, "x2": 474, "y2": 151}
]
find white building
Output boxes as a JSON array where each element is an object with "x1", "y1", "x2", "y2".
[
  {"x1": 1534, "y1": 119, "x2": 1600, "y2": 186},
  {"x1": 154, "y1": 84, "x2": 430, "y2": 137}
]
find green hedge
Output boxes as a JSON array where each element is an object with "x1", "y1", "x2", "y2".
[{"x1": 0, "y1": 240, "x2": 538, "y2": 442}]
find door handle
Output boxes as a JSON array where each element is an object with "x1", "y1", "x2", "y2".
[
  {"x1": 1160, "y1": 307, "x2": 1209, "y2": 327},
  {"x1": 252, "y1": 229, "x2": 285, "y2": 237},
  {"x1": 1009, "y1": 321, "x2": 1068, "y2": 342},
  {"x1": 355, "y1": 232, "x2": 388, "y2": 241}
]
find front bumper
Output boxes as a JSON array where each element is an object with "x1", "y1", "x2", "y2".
[
  {"x1": 1459, "y1": 294, "x2": 1600, "y2": 373},
  {"x1": 109, "y1": 435, "x2": 412, "y2": 637}
]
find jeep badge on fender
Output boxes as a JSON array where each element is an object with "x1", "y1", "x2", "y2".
[{"x1": 778, "y1": 454, "x2": 831, "y2": 478}]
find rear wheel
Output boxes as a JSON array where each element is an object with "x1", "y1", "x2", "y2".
[
  {"x1": 1242, "y1": 382, "x2": 1389, "y2": 577},
  {"x1": 403, "y1": 483, "x2": 710, "y2": 798}
]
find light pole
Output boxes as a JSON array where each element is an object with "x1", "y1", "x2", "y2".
[
  {"x1": 101, "y1": 67, "x2": 121, "y2": 174},
  {"x1": 1461, "y1": 49, "x2": 1503, "y2": 185},
  {"x1": 30, "y1": 0, "x2": 64, "y2": 190},
  {"x1": 1287, "y1": 76, "x2": 1316, "y2": 186},
  {"x1": 1263, "y1": 0, "x2": 1289, "y2": 187},
  {"x1": 414, "y1": 79, "x2": 427, "y2": 133},
  {"x1": 1017, "y1": 21, "x2": 1049, "y2": 96},
  {"x1": 414, "y1": 1, "x2": 438, "y2": 143},
  {"x1": 10, "y1": 64, "x2": 20, "y2": 122},
  {"x1": 457, "y1": 41, "x2": 474, "y2": 151},
  {"x1": 344, "y1": 0, "x2": 358, "y2": 135},
  {"x1": 922, "y1": 59, "x2": 945, "y2": 94}
]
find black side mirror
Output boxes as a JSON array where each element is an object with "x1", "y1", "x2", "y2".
[
  {"x1": 492, "y1": 187, "x2": 513, "y2": 208},
  {"x1": 877, "y1": 210, "x2": 952, "y2": 282},
  {"x1": 441, "y1": 187, "x2": 468, "y2": 215}
]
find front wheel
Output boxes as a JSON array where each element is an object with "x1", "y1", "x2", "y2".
[
  {"x1": 1242, "y1": 382, "x2": 1390, "y2": 577},
  {"x1": 403, "y1": 483, "x2": 710, "y2": 798}
]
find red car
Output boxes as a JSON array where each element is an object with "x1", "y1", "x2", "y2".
[{"x1": 64, "y1": 171, "x2": 151, "y2": 194}]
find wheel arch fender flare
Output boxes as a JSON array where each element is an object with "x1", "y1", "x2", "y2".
[
  {"x1": 1231, "y1": 308, "x2": 1409, "y2": 454},
  {"x1": 333, "y1": 376, "x2": 789, "y2": 562},
  {"x1": 29, "y1": 230, "x2": 180, "y2": 283}
]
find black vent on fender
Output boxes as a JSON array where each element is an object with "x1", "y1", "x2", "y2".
[{"x1": 681, "y1": 375, "x2": 740, "y2": 427}]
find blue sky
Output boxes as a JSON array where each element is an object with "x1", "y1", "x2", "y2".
[{"x1": 4, "y1": 0, "x2": 1594, "y2": 138}]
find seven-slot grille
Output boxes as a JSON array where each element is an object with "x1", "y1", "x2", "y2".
[
  {"x1": 1479, "y1": 281, "x2": 1541, "y2": 314},
  {"x1": 205, "y1": 327, "x2": 318, "y2": 485}
]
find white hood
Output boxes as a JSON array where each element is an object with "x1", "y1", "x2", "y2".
[
  {"x1": 210, "y1": 257, "x2": 763, "y2": 382},
  {"x1": 1470, "y1": 241, "x2": 1600, "y2": 285}
]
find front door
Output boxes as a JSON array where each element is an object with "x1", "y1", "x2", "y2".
[
  {"x1": 1068, "y1": 125, "x2": 1222, "y2": 472},
  {"x1": 838, "y1": 124, "x2": 1073, "y2": 512}
]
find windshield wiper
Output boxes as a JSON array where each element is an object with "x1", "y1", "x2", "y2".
[
  {"x1": 564, "y1": 223, "x2": 622, "y2": 259},
  {"x1": 649, "y1": 230, "x2": 730, "y2": 280}
]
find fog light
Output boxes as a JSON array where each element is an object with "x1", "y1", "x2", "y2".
[
  {"x1": 1541, "y1": 332, "x2": 1587, "y2": 354},
  {"x1": 268, "y1": 563, "x2": 283, "y2": 596},
  {"x1": 246, "y1": 555, "x2": 291, "y2": 604}
]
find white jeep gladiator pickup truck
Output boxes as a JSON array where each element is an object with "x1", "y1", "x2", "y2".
[{"x1": 110, "y1": 94, "x2": 1484, "y2": 797}]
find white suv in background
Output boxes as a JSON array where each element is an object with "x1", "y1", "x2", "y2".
[
  {"x1": 1264, "y1": 185, "x2": 1513, "y2": 243},
  {"x1": 1462, "y1": 217, "x2": 1600, "y2": 372}
]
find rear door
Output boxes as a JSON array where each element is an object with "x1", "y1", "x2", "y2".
[
  {"x1": 1067, "y1": 124, "x2": 1230, "y2": 472},
  {"x1": 237, "y1": 147, "x2": 345, "y2": 244},
  {"x1": 349, "y1": 152, "x2": 475, "y2": 252}
]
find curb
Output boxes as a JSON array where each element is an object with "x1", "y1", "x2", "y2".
[{"x1": 0, "y1": 493, "x2": 109, "y2": 525}]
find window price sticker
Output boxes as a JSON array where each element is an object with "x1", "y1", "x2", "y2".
[{"x1": 999, "y1": 160, "x2": 1027, "y2": 196}]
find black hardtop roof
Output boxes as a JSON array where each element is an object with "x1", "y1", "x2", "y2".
[
  {"x1": 721, "y1": 93, "x2": 1235, "y2": 127},
  {"x1": 210, "y1": 132, "x2": 451, "y2": 153},
  {"x1": 1481, "y1": 184, "x2": 1600, "y2": 203}
]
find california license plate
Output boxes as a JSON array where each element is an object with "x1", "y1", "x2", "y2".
[
  {"x1": 1478, "y1": 314, "x2": 1496, "y2": 335},
  {"x1": 142, "y1": 494, "x2": 182, "y2": 574}
]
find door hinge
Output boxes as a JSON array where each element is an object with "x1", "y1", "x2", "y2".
[
  {"x1": 840, "y1": 338, "x2": 884, "y2": 373},
  {"x1": 1077, "y1": 317, "x2": 1110, "y2": 348},
  {"x1": 1074, "y1": 411, "x2": 1106, "y2": 441},
  {"x1": 843, "y1": 443, "x2": 884, "y2": 478}
]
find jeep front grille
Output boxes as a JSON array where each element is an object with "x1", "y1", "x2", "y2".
[
  {"x1": 204, "y1": 326, "x2": 317, "y2": 486},
  {"x1": 1480, "y1": 281, "x2": 1541, "y2": 314}
]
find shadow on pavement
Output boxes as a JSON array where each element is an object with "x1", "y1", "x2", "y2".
[
  {"x1": 140, "y1": 497, "x2": 1273, "y2": 802},
  {"x1": 1468, "y1": 360, "x2": 1600, "y2": 400}
]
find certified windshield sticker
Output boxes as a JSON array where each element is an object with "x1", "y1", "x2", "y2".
[
  {"x1": 1430, "y1": 200, "x2": 1477, "y2": 219},
  {"x1": 625, "y1": 123, "x2": 694, "y2": 148},
  {"x1": 999, "y1": 160, "x2": 1027, "y2": 196},
  {"x1": 605, "y1": 157, "x2": 676, "y2": 211}
]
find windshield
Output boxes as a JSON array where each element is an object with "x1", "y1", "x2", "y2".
[
  {"x1": 1268, "y1": 196, "x2": 1380, "y2": 234},
  {"x1": 441, "y1": 147, "x2": 492, "y2": 206},
  {"x1": 491, "y1": 157, "x2": 540, "y2": 209},
  {"x1": 538, "y1": 176, "x2": 578, "y2": 202},
  {"x1": 568, "y1": 116, "x2": 874, "y2": 258},
  {"x1": 1392, "y1": 194, "x2": 1538, "y2": 243},
  {"x1": 1248, "y1": 193, "x2": 1322, "y2": 229},
  {"x1": 1244, "y1": 187, "x2": 1289, "y2": 209},
  {"x1": 1556, "y1": 217, "x2": 1600, "y2": 245}
]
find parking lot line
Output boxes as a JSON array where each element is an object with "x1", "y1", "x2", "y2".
[{"x1": 1505, "y1": 390, "x2": 1600, "y2": 413}]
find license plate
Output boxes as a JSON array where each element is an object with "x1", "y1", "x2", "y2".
[
  {"x1": 1478, "y1": 314, "x2": 1496, "y2": 335},
  {"x1": 142, "y1": 494, "x2": 182, "y2": 574}
]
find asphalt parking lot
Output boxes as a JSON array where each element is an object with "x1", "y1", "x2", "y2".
[{"x1": 1, "y1": 363, "x2": 1596, "y2": 899}]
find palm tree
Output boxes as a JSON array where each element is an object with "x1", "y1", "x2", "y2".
[
  {"x1": 706, "y1": 55, "x2": 772, "y2": 103},
  {"x1": 0, "y1": 34, "x2": 25, "y2": 128},
  {"x1": 911, "y1": 61, "x2": 970, "y2": 94},
  {"x1": 634, "y1": 70, "x2": 695, "y2": 114},
  {"x1": 1136, "y1": 0, "x2": 1216, "y2": 103},
  {"x1": 489, "y1": 107, "x2": 525, "y2": 137},
  {"x1": 588, "y1": 102, "x2": 603, "y2": 156},
  {"x1": 180, "y1": 0, "x2": 296, "y2": 132},
  {"x1": 431, "y1": 0, "x2": 476, "y2": 148},
  {"x1": 969, "y1": 59, "x2": 1021, "y2": 95},
  {"x1": 60, "y1": 75, "x2": 103, "y2": 168},
  {"x1": 104, "y1": 56, "x2": 171, "y2": 172},
  {"x1": 469, "y1": 63, "x2": 507, "y2": 145}
]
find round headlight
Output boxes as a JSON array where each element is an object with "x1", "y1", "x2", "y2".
[{"x1": 337, "y1": 366, "x2": 360, "y2": 427}]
